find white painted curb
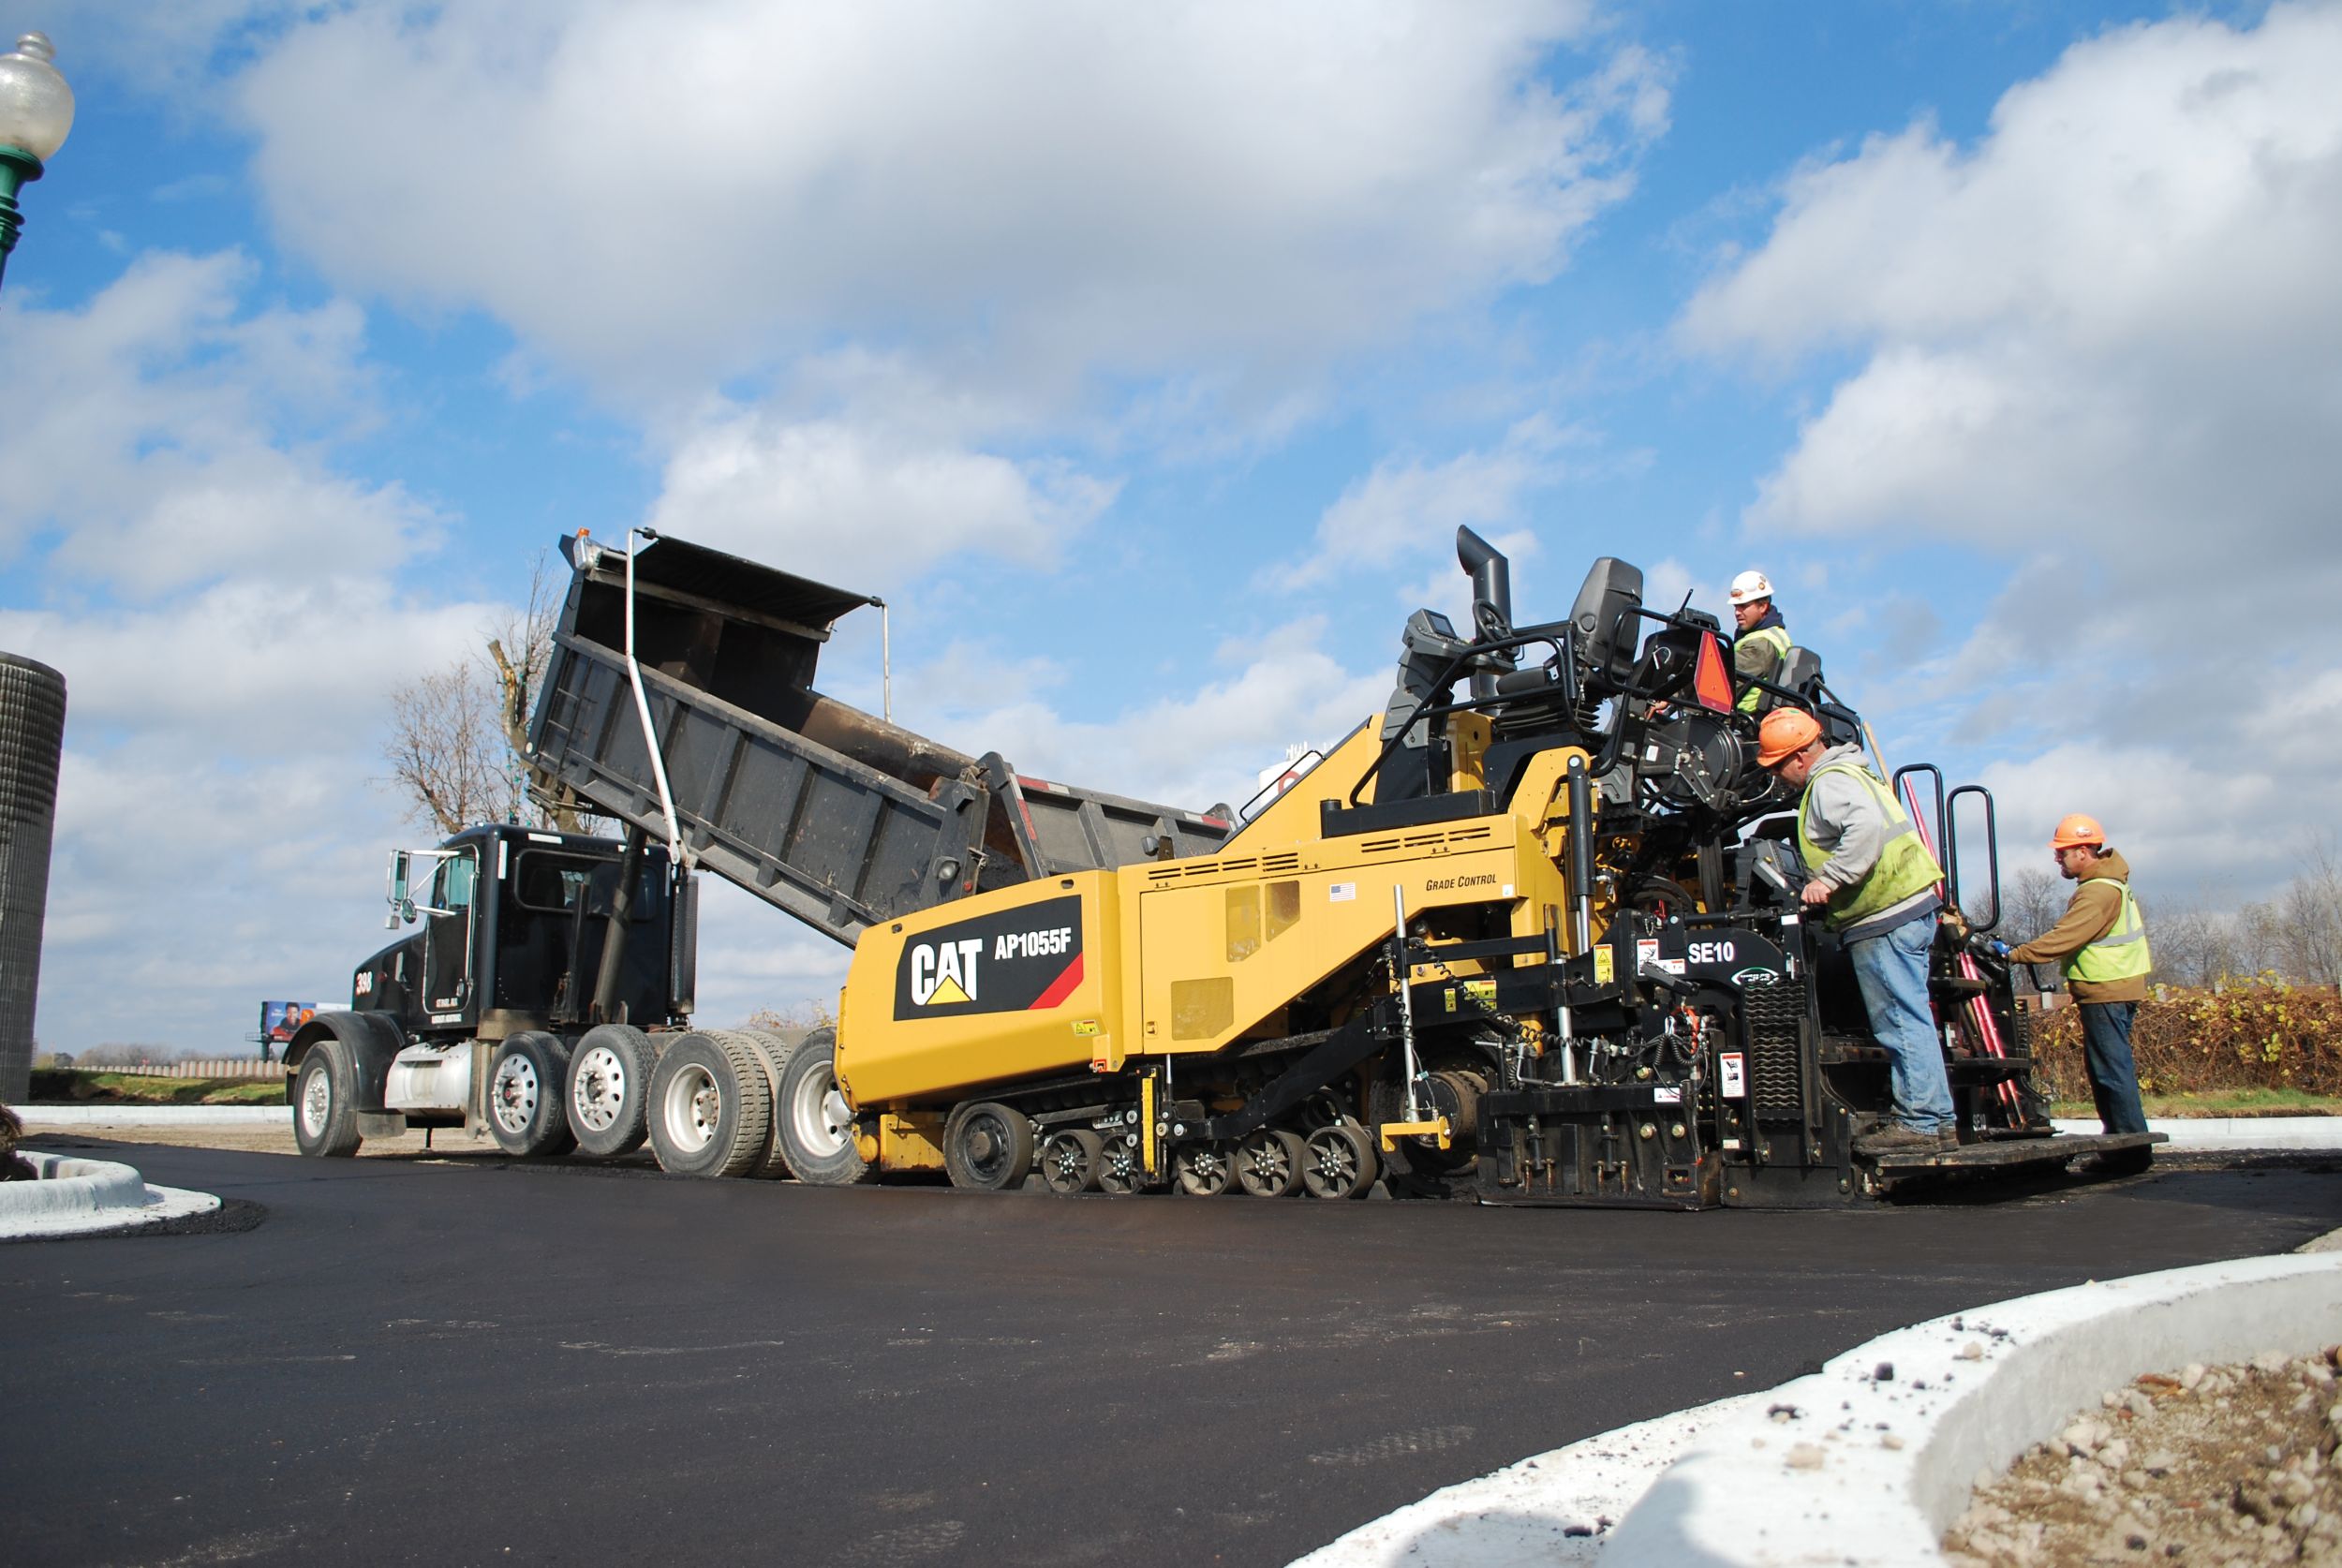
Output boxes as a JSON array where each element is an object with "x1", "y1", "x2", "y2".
[
  {"x1": 1599, "y1": 1251, "x2": 2342, "y2": 1566},
  {"x1": 15, "y1": 1104, "x2": 291, "y2": 1126},
  {"x1": 1, "y1": 1152, "x2": 224, "y2": 1239},
  {"x1": 2053, "y1": 1115, "x2": 2342, "y2": 1150}
]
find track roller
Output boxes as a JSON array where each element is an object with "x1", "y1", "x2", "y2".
[{"x1": 1040, "y1": 1129, "x2": 1104, "y2": 1194}]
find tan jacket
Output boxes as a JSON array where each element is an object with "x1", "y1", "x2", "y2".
[{"x1": 2007, "y1": 849, "x2": 2148, "y2": 1003}]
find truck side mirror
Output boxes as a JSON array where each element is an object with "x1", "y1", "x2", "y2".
[{"x1": 386, "y1": 850, "x2": 411, "y2": 929}]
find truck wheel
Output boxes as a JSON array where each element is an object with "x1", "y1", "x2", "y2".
[
  {"x1": 1301, "y1": 1122, "x2": 1377, "y2": 1199},
  {"x1": 293, "y1": 1043, "x2": 362, "y2": 1158},
  {"x1": 728, "y1": 1028, "x2": 803, "y2": 1178},
  {"x1": 1235, "y1": 1129, "x2": 1305, "y2": 1197},
  {"x1": 1174, "y1": 1139, "x2": 1236, "y2": 1196},
  {"x1": 489, "y1": 1031, "x2": 577, "y2": 1158},
  {"x1": 1040, "y1": 1129, "x2": 1103, "y2": 1194},
  {"x1": 646, "y1": 1032, "x2": 773, "y2": 1179},
  {"x1": 943, "y1": 1101, "x2": 1034, "y2": 1191},
  {"x1": 772, "y1": 1028, "x2": 873, "y2": 1186},
  {"x1": 567, "y1": 1024, "x2": 654, "y2": 1157}
]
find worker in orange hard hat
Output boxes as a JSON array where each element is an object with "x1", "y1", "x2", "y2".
[
  {"x1": 1998, "y1": 812, "x2": 2152, "y2": 1171},
  {"x1": 1727, "y1": 570, "x2": 1791, "y2": 715},
  {"x1": 1756, "y1": 707, "x2": 1956, "y2": 1155}
]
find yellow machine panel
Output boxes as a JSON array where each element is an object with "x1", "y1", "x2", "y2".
[
  {"x1": 1125, "y1": 816, "x2": 1568, "y2": 1058},
  {"x1": 837, "y1": 873, "x2": 1124, "y2": 1107}
]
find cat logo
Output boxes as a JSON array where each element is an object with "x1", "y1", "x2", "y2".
[
  {"x1": 910, "y1": 939, "x2": 983, "y2": 1006},
  {"x1": 894, "y1": 895, "x2": 1085, "y2": 1021}
]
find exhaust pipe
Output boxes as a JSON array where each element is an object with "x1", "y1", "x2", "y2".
[{"x1": 1456, "y1": 526, "x2": 1515, "y2": 700}]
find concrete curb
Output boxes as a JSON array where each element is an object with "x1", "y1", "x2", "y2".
[
  {"x1": 1, "y1": 1152, "x2": 224, "y2": 1239},
  {"x1": 14, "y1": 1104, "x2": 291, "y2": 1126},
  {"x1": 1295, "y1": 1228, "x2": 2342, "y2": 1566},
  {"x1": 2052, "y1": 1116, "x2": 2342, "y2": 1150},
  {"x1": 1599, "y1": 1250, "x2": 2342, "y2": 1566}
]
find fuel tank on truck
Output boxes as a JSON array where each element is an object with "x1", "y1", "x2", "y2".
[{"x1": 836, "y1": 872, "x2": 1126, "y2": 1108}]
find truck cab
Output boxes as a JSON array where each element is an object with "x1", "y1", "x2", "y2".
[
  {"x1": 356, "y1": 824, "x2": 687, "y2": 1041},
  {"x1": 289, "y1": 823, "x2": 696, "y2": 1159}
]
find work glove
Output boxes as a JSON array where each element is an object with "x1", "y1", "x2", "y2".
[{"x1": 1982, "y1": 939, "x2": 2012, "y2": 959}]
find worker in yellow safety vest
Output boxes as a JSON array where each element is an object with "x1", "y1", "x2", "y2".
[
  {"x1": 1727, "y1": 570, "x2": 1793, "y2": 714},
  {"x1": 1756, "y1": 708, "x2": 1956, "y2": 1156},
  {"x1": 2000, "y1": 814, "x2": 2151, "y2": 1168}
]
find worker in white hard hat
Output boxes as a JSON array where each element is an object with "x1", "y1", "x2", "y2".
[{"x1": 1727, "y1": 570, "x2": 1792, "y2": 715}]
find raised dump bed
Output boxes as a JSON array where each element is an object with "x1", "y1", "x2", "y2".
[{"x1": 526, "y1": 531, "x2": 1236, "y2": 947}]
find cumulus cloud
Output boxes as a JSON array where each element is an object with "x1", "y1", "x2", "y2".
[
  {"x1": 1682, "y1": 3, "x2": 2342, "y2": 578},
  {"x1": 1677, "y1": 4, "x2": 2342, "y2": 907},
  {"x1": 646, "y1": 409, "x2": 1119, "y2": 591},
  {"x1": 1288, "y1": 415, "x2": 1586, "y2": 589},
  {"x1": 230, "y1": 1, "x2": 1666, "y2": 414},
  {"x1": 0, "y1": 249, "x2": 438, "y2": 598}
]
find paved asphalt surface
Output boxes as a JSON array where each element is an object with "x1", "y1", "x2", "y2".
[{"x1": 5, "y1": 1141, "x2": 2338, "y2": 1568}]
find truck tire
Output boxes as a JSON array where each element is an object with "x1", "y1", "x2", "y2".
[
  {"x1": 646, "y1": 1032, "x2": 773, "y2": 1179},
  {"x1": 489, "y1": 1031, "x2": 577, "y2": 1158},
  {"x1": 773, "y1": 1028, "x2": 874, "y2": 1186},
  {"x1": 943, "y1": 1101, "x2": 1035, "y2": 1191},
  {"x1": 293, "y1": 1041, "x2": 362, "y2": 1158},
  {"x1": 727, "y1": 1028, "x2": 803, "y2": 1179},
  {"x1": 567, "y1": 1023, "x2": 654, "y2": 1157}
]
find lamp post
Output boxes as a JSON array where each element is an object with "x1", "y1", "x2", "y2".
[{"x1": 0, "y1": 30, "x2": 74, "y2": 292}]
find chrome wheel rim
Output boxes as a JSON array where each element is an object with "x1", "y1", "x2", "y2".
[
  {"x1": 660, "y1": 1062, "x2": 719, "y2": 1155},
  {"x1": 786, "y1": 1066, "x2": 852, "y2": 1159},
  {"x1": 571, "y1": 1044, "x2": 628, "y2": 1133},
  {"x1": 490, "y1": 1053, "x2": 541, "y2": 1136},
  {"x1": 300, "y1": 1064, "x2": 331, "y2": 1137}
]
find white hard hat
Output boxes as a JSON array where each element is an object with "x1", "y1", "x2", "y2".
[{"x1": 1728, "y1": 570, "x2": 1774, "y2": 606}]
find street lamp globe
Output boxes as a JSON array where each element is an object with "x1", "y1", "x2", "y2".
[
  {"x1": 0, "y1": 30, "x2": 74, "y2": 290},
  {"x1": 0, "y1": 32, "x2": 72, "y2": 161}
]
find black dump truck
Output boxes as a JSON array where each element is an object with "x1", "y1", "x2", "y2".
[{"x1": 284, "y1": 823, "x2": 711, "y2": 1162}]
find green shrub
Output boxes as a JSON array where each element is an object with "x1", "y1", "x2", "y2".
[{"x1": 2028, "y1": 979, "x2": 2342, "y2": 1101}]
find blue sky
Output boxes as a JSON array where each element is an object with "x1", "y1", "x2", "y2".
[{"x1": 2, "y1": 1, "x2": 2333, "y2": 1054}]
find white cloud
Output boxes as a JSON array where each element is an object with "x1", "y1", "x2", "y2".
[
  {"x1": 1290, "y1": 415, "x2": 1585, "y2": 589},
  {"x1": 0, "y1": 249, "x2": 438, "y2": 598},
  {"x1": 1676, "y1": 4, "x2": 2342, "y2": 908},
  {"x1": 230, "y1": 1, "x2": 1665, "y2": 415},
  {"x1": 645, "y1": 409, "x2": 1119, "y2": 591},
  {"x1": 1682, "y1": 3, "x2": 2342, "y2": 576}
]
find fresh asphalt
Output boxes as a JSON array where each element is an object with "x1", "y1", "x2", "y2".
[{"x1": 5, "y1": 1141, "x2": 2337, "y2": 1568}]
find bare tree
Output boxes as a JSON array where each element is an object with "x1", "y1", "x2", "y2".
[
  {"x1": 2271, "y1": 840, "x2": 2342, "y2": 988},
  {"x1": 383, "y1": 552, "x2": 594, "y2": 837},
  {"x1": 2002, "y1": 866, "x2": 2067, "y2": 944}
]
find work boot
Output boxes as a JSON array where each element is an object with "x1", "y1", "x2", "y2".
[
  {"x1": 1853, "y1": 1123, "x2": 1943, "y2": 1157},
  {"x1": 2076, "y1": 1149, "x2": 2153, "y2": 1177}
]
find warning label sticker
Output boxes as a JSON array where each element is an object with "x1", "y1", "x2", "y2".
[{"x1": 1720, "y1": 1052, "x2": 1747, "y2": 1098}]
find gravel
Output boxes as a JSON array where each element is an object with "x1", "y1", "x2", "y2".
[{"x1": 1946, "y1": 1346, "x2": 2342, "y2": 1567}]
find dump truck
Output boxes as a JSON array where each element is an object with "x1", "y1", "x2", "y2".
[
  {"x1": 495, "y1": 525, "x2": 2155, "y2": 1206},
  {"x1": 282, "y1": 822, "x2": 716, "y2": 1161}
]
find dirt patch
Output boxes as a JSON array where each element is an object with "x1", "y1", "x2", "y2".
[{"x1": 1946, "y1": 1349, "x2": 2342, "y2": 1567}]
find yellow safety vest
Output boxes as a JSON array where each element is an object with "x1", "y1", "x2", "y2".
[
  {"x1": 1794, "y1": 760, "x2": 1944, "y2": 932},
  {"x1": 1735, "y1": 625, "x2": 1792, "y2": 714},
  {"x1": 2064, "y1": 880, "x2": 2152, "y2": 984}
]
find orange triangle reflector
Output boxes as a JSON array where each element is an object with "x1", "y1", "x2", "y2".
[{"x1": 1693, "y1": 630, "x2": 1735, "y2": 713}]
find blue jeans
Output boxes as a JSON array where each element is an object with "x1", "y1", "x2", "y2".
[
  {"x1": 2079, "y1": 1001, "x2": 2149, "y2": 1135},
  {"x1": 1845, "y1": 915, "x2": 1955, "y2": 1132}
]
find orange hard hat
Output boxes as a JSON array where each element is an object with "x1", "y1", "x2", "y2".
[
  {"x1": 1756, "y1": 708, "x2": 1822, "y2": 768},
  {"x1": 2049, "y1": 813, "x2": 2105, "y2": 851}
]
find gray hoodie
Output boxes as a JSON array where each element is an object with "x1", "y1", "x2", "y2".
[{"x1": 1800, "y1": 743, "x2": 1941, "y2": 940}]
